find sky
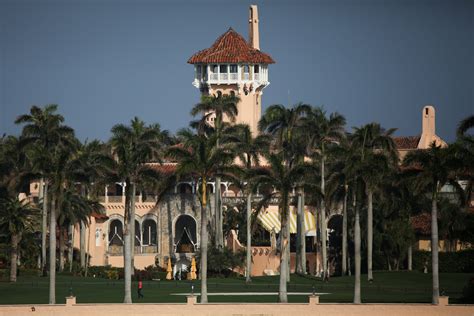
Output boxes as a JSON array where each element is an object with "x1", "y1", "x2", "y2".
[{"x1": 0, "y1": 0, "x2": 472, "y2": 142}]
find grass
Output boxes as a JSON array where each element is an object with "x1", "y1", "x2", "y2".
[{"x1": 0, "y1": 271, "x2": 471, "y2": 304}]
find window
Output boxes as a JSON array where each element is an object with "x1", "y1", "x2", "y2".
[
  {"x1": 254, "y1": 65, "x2": 259, "y2": 73},
  {"x1": 108, "y1": 219, "x2": 123, "y2": 246},
  {"x1": 142, "y1": 219, "x2": 157, "y2": 246},
  {"x1": 230, "y1": 64, "x2": 238, "y2": 73},
  {"x1": 210, "y1": 65, "x2": 218, "y2": 73},
  {"x1": 220, "y1": 64, "x2": 228, "y2": 73},
  {"x1": 196, "y1": 65, "x2": 202, "y2": 74},
  {"x1": 243, "y1": 65, "x2": 250, "y2": 73}
]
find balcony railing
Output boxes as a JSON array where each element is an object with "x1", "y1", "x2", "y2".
[
  {"x1": 254, "y1": 73, "x2": 260, "y2": 81},
  {"x1": 108, "y1": 196, "x2": 123, "y2": 203},
  {"x1": 243, "y1": 73, "x2": 250, "y2": 80},
  {"x1": 230, "y1": 73, "x2": 238, "y2": 80},
  {"x1": 220, "y1": 73, "x2": 228, "y2": 81},
  {"x1": 108, "y1": 245, "x2": 158, "y2": 256},
  {"x1": 210, "y1": 73, "x2": 218, "y2": 81}
]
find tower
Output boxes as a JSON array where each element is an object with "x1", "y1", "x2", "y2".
[{"x1": 188, "y1": 5, "x2": 275, "y2": 136}]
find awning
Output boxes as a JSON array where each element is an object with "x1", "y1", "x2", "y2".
[{"x1": 257, "y1": 208, "x2": 316, "y2": 236}]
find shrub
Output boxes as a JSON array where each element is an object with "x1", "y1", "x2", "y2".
[
  {"x1": 196, "y1": 247, "x2": 245, "y2": 278},
  {"x1": 413, "y1": 249, "x2": 474, "y2": 273},
  {"x1": 462, "y1": 277, "x2": 474, "y2": 303}
]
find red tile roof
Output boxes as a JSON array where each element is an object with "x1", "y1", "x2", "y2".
[
  {"x1": 147, "y1": 163, "x2": 177, "y2": 175},
  {"x1": 393, "y1": 136, "x2": 420, "y2": 150},
  {"x1": 188, "y1": 28, "x2": 275, "y2": 64}
]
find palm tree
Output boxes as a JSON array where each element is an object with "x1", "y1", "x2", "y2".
[
  {"x1": 109, "y1": 117, "x2": 165, "y2": 303},
  {"x1": 259, "y1": 103, "x2": 310, "y2": 278},
  {"x1": 74, "y1": 140, "x2": 114, "y2": 269},
  {"x1": 457, "y1": 115, "x2": 474, "y2": 137},
  {"x1": 403, "y1": 143, "x2": 458, "y2": 304},
  {"x1": 350, "y1": 123, "x2": 397, "y2": 282},
  {"x1": 251, "y1": 153, "x2": 310, "y2": 302},
  {"x1": 0, "y1": 197, "x2": 40, "y2": 282},
  {"x1": 15, "y1": 105, "x2": 75, "y2": 304},
  {"x1": 223, "y1": 124, "x2": 270, "y2": 282},
  {"x1": 167, "y1": 129, "x2": 236, "y2": 303},
  {"x1": 57, "y1": 188, "x2": 105, "y2": 271},
  {"x1": 305, "y1": 107, "x2": 346, "y2": 280},
  {"x1": 191, "y1": 93, "x2": 240, "y2": 248}
]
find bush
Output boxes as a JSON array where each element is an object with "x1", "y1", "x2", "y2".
[
  {"x1": 462, "y1": 277, "x2": 474, "y2": 303},
  {"x1": 134, "y1": 265, "x2": 167, "y2": 281},
  {"x1": 413, "y1": 249, "x2": 474, "y2": 273},
  {"x1": 196, "y1": 247, "x2": 245, "y2": 278}
]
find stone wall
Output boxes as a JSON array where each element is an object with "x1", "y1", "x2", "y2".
[{"x1": 1, "y1": 296, "x2": 473, "y2": 316}]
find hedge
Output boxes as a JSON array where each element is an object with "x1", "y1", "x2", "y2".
[{"x1": 413, "y1": 249, "x2": 474, "y2": 273}]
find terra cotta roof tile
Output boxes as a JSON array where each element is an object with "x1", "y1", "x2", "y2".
[{"x1": 188, "y1": 28, "x2": 275, "y2": 64}]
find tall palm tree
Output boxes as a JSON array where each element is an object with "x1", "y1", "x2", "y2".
[
  {"x1": 74, "y1": 140, "x2": 114, "y2": 269},
  {"x1": 191, "y1": 93, "x2": 240, "y2": 248},
  {"x1": 403, "y1": 143, "x2": 458, "y2": 304},
  {"x1": 251, "y1": 153, "x2": 311, "y2": 302},
  {"x1": 109, "y1": 117, "x2": 166, "y2": 303},
  {"x1": 15, "y1": 104, "x2": 75, "y2": 304},
  {"x1": 223, "y1": 124, "x2": 270, "y2": 282},
  {"x1": 351, "y1": 123, "x2": 397, "y2": 282},
  {"x1": 305, "y1": 107, "x2": 346, "y2": 280},
  {"x1": 0, "y1": 197, "x2": 40, "y2": 282},
  {"x1": 259, "y1": 103, "x2": 310, "y2": 278},
  {"x1": 167, "y1": 129, "x2": 236, "y2": 303}
]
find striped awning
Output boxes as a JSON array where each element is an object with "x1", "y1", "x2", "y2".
[{"x1": 257, "y1": 208, "x2": 316, "y2": 236}]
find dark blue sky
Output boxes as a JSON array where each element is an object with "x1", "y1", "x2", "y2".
[{"x1": 1, "y1": 0, "x2": 472, "y2": 142}]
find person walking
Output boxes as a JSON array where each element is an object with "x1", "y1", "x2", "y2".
[{"x1": 138, "y1": 278, "x2": 144, "y2": 299}]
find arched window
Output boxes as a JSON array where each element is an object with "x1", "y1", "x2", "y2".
[
  {"x1": 178, "y1": 183, "x2": 193, "y2": 194},
  {"x1": 108, "y1": 219, "x2": 123, "y2": 246},
  {"x1": 142, "y1": 219, "x2": 157, "y2": 246},
  {"x1": 174, "y1": 215, "x2": 197, "y2": 253}
]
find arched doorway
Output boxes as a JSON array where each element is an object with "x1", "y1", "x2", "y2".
[
  {"x1": 108, "y1": 219, "x2": 123, "y2": 255},
  {"x1": 174, "y1": 215, "x2": 197, "y2": 253}
]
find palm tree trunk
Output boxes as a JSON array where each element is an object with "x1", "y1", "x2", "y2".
[
  {"x1": 408, "y1": 245, "x2": 412, "y2": 271},
  {"x1": 41, "y1": 181, "x2": 48, "y2": 274},
  {"x1": 200, "y1": 179, "x2": 208, "y2": 303},
  {"x1": 130, "y1": 183, "x2": 136, "y2": 275},
  {"x1": 123, "y1": 182, "x2": 132, "y2": 304},
  {"x1": 49, "y1": 197, "x2": 56, "y2": 304},
  {"x1": 342, "y1": 187, "x2": 348, "y2": 276},
  {"x1": 301, "y1": 192, "x2": 306, "y2": 274},
  {"x1": 85, "y1": 225, "x2": 91, "y2": 277},
  {"x1": 68, "y1": 223, "x2": 74, "y2": 272},
  {"x1": 215, "y1": 176, "x2": 223, "y2": 248},
  {"x1": 296, "y1": 191, "x2": 304, "y2": 274},
  {"x1": 431, "y1": 188, "x2": 440, "y2": 304},
  {"x1": 10, "y1": 234, "x2": 20, "y2": 282},
  {"x1": 246, "y1": 192, "x2": 252, "y2": 283},
  {"x1": 59, "y1": 228, "x2": 65, "y2": 272},
  {"x1": 353, "y1": 190, "x2": 361, "y2": 304},
  {"x1": 367, "y1": 188, "x2": 373, "y2": 282},
  {"x1": 279, "y1": 197, "x2": 289, "y2": 303},
  {"x1": 80, "y1": 221, "x2": 86, "y2": 268},
  {"x1": 321, "y1": 156, "x2": 328, "y2": 280}
]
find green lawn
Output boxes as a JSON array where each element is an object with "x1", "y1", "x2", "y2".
[{"x1": 0, "y1": 271, "x2": 471, "y2": 304}]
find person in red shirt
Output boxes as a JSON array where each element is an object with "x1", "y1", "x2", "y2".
[{"x1": 138, "y1": 278, "x2": 144, "y2": 299}]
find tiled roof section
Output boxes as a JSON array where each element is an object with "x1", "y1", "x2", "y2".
[
  {"x1": 188, "y1": 28, "x2": 275, "y2": 64},
  {"x1": 393, "y1": 136, "x2": 420, "y2": 150},
  {"x1": 410, "y1": 213, "x2": 431, "y2": 236},
  {"x1": 147, "y1": 162, "x2": 177, "y2": 175}
]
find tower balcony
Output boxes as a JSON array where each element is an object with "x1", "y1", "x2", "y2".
[{"x1": 192, "y1": 63, "x2": 269, "y2": 88}]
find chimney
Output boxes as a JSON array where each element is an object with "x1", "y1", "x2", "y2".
[
  {"x1": 419, "y1": 105, "x2": 436, "y2": 148},
  {"x1": 422, "y1": 105, "x2": 435, "y2": 138},
  {"x1": 249, "y1": 5, "x2": 260, "y2": 50}
]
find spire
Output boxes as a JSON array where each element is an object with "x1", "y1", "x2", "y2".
[{"x1": 249, "y1": 5, "x2": 260, "y2": 50}]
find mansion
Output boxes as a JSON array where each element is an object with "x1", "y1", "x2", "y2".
[{"x1": 25, "y1": 5, "x2": 461, "y2": 277}]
